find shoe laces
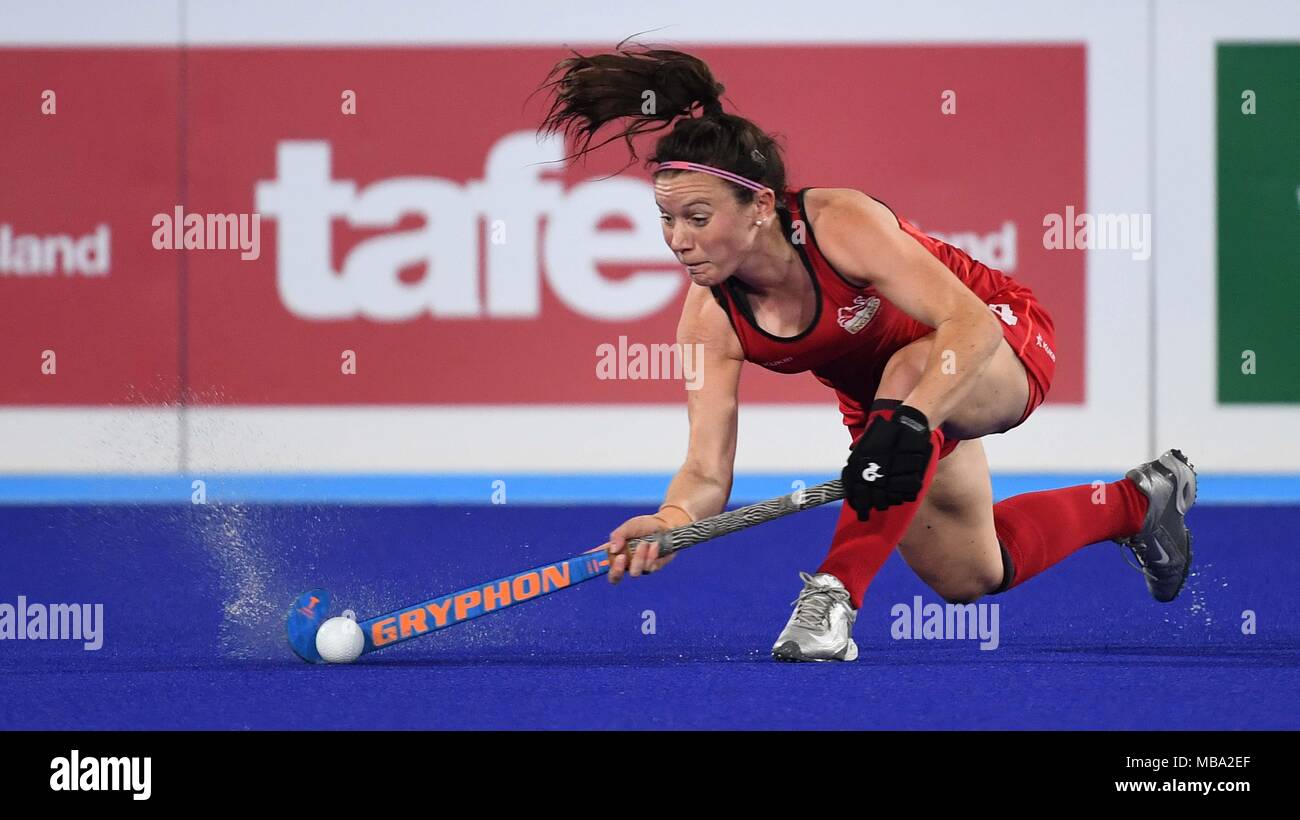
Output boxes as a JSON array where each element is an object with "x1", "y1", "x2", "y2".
[
  {"x1": 788, "y1": 571, "x2": 850, "y2": 629},
  {"x1": 1116, "y1": 538, "x2": 1158, "y2": 583}
]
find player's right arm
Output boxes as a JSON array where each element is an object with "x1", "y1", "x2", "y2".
[{"x1": 605, "y1": 283, "x2": 745, "y2": 583}]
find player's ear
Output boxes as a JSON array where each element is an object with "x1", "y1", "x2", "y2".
[{"x1": 752, "y1": 187, "x2": 778, "y2": 224}]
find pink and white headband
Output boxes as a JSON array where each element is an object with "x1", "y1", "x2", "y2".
[{"x1": 652, "y1": 161, "x2": 768, "y2": 193}]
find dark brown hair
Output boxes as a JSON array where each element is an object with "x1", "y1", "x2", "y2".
[{"x1": 535, "y1": 37, "x2": 789, "y2": 208}]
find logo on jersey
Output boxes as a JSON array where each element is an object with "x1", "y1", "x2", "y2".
[
  {"x1": 988, "y1": 303, "x2": 1018, "y2": 326},
  {"x1": 837, "y1": 296, "x2": 881, "y2": 335},
  {"x1": 1035, "y1": 332, "x2": 1057, "y2": 362}
]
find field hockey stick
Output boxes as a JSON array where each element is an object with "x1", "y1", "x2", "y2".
[{"x1": 287, "y1": 479, "x2": 845, "y2": 663}]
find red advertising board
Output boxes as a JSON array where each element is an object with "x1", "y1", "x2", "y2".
[
  {"x1": 0, "y1": 49, "x2": 182, "y2": 404},
  {"x1": 1, "y1": 46, "x2": 1084, "y2": 406}
]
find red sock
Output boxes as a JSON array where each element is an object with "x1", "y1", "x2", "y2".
[
  {"x1": 992, "y1": 479, "x2": 1149, "y2": 592},
  {"x1": 817, "y1": 407, "x2": 946, "y2": 609}
]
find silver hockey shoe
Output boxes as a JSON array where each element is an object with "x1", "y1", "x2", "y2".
[
  {"x1": 772, "y1": 572, "x2": 859, "y2": 662},
  {"x1": 1115, "y1": 448, "x2": 1198, "y2": 603}
]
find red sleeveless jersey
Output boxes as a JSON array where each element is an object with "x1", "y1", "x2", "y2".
[{"x1": 710, "y1": 187, "x2": 1037, "y2": 431}]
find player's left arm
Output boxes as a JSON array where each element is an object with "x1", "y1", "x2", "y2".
[{"x1": 809, "y1": 189, "x2": 1003, "y2": 429}]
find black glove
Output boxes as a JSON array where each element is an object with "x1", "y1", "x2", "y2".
[{"x1": 842, "y1": 404, "x2": 934, "y2": 521}]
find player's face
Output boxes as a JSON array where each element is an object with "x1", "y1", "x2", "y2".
[{"x1": 654, "y1": 173, "x2": 760, "y2": 287}]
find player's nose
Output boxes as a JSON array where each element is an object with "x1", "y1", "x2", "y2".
[{"x1": 668, "y1": 224, "x2": 692, "y2": 253}]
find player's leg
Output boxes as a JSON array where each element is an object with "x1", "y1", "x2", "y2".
[
  {"x1": 772, "y1": 440, "x2": 999, "y2": 660},
  {"x1": 873, "y1": 333, "x2": 1024, "y2": 602},
  {"x1": 879, "y1": 333, "x2": 1190, "y2": 602},
  {"x1": 801, "y1": 332, "x2": 1028, "y2": 610},
  {"x1": 773, "y1": 328, "x2": 1187, "y2": 662},
  {"x1": 895, "y1": 438, "x2": 1004, "y2": 604},
  {"x1": 875, "y1": 329, "x2": 1032, "y2": 442},
  {"x1": 771, "y1": 438, "x2": 1001, "y2": 661},
  {"x1": 887, "y1": 331, "x2": 1195, "y2": 603},
  {"x1": 901, "y1": 439, "x2": 1196, "y2": 604},
  {"x1": 772, "y1": 332, "x2": 1026, "y2": 661}
]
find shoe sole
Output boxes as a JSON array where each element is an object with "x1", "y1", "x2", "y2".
[
  {"x1": 772, "y1": 639, "x2": 859, "y2": 663},
  {"x1": 1159, "y1": 448, "x2": 1196, "y2": 602},
  {"x1": 1128, "y1": 449, "x2": 1196, "y2": 602}
]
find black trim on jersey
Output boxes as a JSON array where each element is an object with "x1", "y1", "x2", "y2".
[
  {"x1": 708, "y1": 284, "x2": 745, "y2": 342},
  {"x1": 797, "y1": 187, "x2": 902, "y2": 291},
  {"x1": 720, "y1": 196, "x2": 822, "y2": 344},
  {"x1": 797, "y1": 187, "x2": 863, "y2": 291},
  {"x1": 870, "y1": 194, "x2": 903, "y2": 228}
]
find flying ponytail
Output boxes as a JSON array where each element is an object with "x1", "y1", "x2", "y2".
[{"x1": 536, "y1": 37, "x2": 789, "y2": 205}]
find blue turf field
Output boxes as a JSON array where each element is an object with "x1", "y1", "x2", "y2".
[{"x1": 1, "y1": 502, "x2": 1296, "y2": 730}]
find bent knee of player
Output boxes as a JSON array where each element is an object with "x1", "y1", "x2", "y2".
[
  {"x1": 926, "y1": 565, "x2": 1003, "y2": 604},
  {"x1": 906, "y1": 539, "x2": 1002, "y2": 603},
  {"x1": 876, "y1": 339, "x2": 932, "y2": 399}
]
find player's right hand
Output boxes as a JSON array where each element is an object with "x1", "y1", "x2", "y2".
[{"x1": 602, "y1": 514, "x2": 680, "y2": 584}]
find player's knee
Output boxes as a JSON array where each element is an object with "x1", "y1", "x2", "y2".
[
  {"x1": 933, "y1": 585, "x2": 983, "y2": 606},
  {"x1": 928, "y1": 567, "x2": 1003, "y2": 605},
  {"x1": 878, "y1": 342, "x2": 929, "y2": 397}
]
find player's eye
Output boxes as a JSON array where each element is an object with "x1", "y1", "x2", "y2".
[{"x1": 660, "y1": 214, "x2": 709, "y2": 226}]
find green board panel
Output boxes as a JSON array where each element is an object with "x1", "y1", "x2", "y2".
[{"x1": 1217, "y1": 44, "x2": 1300, "y2": 402}]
